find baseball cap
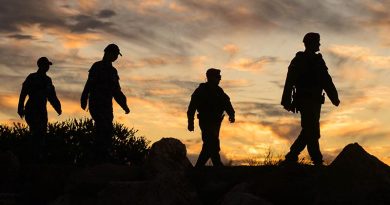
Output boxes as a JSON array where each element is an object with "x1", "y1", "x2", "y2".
[
  {"x1": 104, "y1": 44, "x2": 122, "y2": 56},
  {"x1": 37, "y1": 57, "x2": 53, "y2": 67},
  {"x1": 303, "y1": 32, "x2": 320, "y2": 44}
]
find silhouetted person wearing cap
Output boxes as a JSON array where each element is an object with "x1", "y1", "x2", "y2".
[
  {"x1": 187, "y1": 68, "x2": 235, "y2": 167},
  {"x1": 18, "y1": 57, "x2": 62, "y2": 162},
  {"x1": 81, "y1": 44, "x2": 130, "y2": 163},
  {"x1": 281, "y1": 33, "x2": 340, "y2": 166}
]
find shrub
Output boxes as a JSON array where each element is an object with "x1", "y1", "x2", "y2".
[{"x1": 0, "y1": 118, "x2": 150, "y2": 165}]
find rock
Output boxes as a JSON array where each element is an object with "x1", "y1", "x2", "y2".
[
  {"x1": 314, "y1": 143, "x2": 390, "y2": 205},
  {"x1": 65, "y1": 163, "x2": 143, "y2": 195},
  {"x1": 146, "y1": 138, "x2": 193, "y2": 176},
  {"x1": 19, "y1": 164, "x2": 77, "y2": 205},
  {"x1": 330, "y1": 143, "x2": 390, "y2": 176},
  {"x1": 98, "y1": 173, "x2": 201, "y2": 205},
  {"x1": 0, "y1": 151, "x2": 20, "y2": 192},
  {"x1": 220, "y1": 183, "x2": 272, "y2": 205},
  {"x1": 97, "y1": 138, "x2": 200, "y2": 205}
]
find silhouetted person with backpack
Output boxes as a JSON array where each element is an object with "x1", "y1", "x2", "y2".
[
  {"x1": 281, "y1": 33, "x2": 340, "y2": 166},
  {"x1": 81, "y1": 44, "x2": 130, "y2": 163},
  {"x1": 187, "y1": 68, "x2": 235, "y2": 167},
  {"x1": 18, "y1": 57, "x2": 62, "y2": 162}
]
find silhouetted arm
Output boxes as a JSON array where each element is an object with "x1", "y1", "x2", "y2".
[
  {"x1": 81, "y1": 67, "x2": 95, "y2": 110},
  {"x1": 112, "y1": 71, "x2": 130, "y2": 114},
  {"x1": 322, "y1": 70, "x2": 340, "y2": 106},
  {"x1": 318, "y1": 55, "x2": 340, "y2": 106},
  {"x1": 17, "y1": 78, "x2": 29, "y2": 118},
  {"x1": 47, "y1": 78, "x2": 62, "y2": 115},
  {"x1": 223, "y1": 92, "x2": 235, "y2": 123},
  {"x1": 187, "y1": 88, "x2": 200, "y2": 131}
]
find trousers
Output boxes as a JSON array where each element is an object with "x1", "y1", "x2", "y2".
[
  {"x1": 285, "y1": 101, "x2": 323, "y2": 164},
  {"x1": 195, "y1": 116, "x2": 224, "y2": 167}
]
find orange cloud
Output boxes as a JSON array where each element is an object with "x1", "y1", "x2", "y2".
[
  {"x1": 223, "y1": 44, "x2": 240, "y2": 55},
  {"x1": 227, "y1": 57, "x2": 276, "y2": 72},
  {"x1": 327, "y1": 44, "x2": 390, "y2": 69},
  {"x1": 169, "y1": 2, "x2": 189, "y2": 13}
]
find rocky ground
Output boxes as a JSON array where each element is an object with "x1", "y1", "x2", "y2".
[{"x1": 0, "y1": 138, "x2": 389, "y2": 205}]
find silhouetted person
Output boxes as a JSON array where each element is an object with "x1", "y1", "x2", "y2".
[
  {"x1": 81, "y1": 44, "x2": 130, "y2": 163},
  {"x1": 281, "y1": 33, "x2": 340, "y2": 166},
  {"x1": 18, "y1": 57, "x2": 62, "y2": 162},
  {"x1": 187, "y1": 68, "x2": 235, "y2": 167}
]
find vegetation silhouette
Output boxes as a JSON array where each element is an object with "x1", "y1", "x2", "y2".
[
  {"x1": 0, "y1": 118, "x2": 149, "y2": 165},
  {"x1": 187, "y1": 68, "x2": 235, "y2": 167},
  {"x1": 281, "y1": 32, "x2": 340, "y2": 166},
  {"x1": 17, "y1": 57, "x2": 62, "y2": 162},
  {"x1": 81, "y1": 44, "x2": 130, "y2": 163}
]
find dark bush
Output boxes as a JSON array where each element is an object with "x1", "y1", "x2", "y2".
[{"x1": 0, "y1": 118, "x2": 150, "y2": 165}]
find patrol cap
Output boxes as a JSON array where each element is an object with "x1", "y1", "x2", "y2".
[
  {"x1": 104, "y1": 44, "x2": 122, "y2": 56},
  {"x1": 303, "y1": 32, "x2": 320, "y2": 44},
  {"x1": 37, "y1": 57, "x2": 52, "y2": 67},
  {"x1": 206, "y1": 68, "x2": 221, "y2": 79}
]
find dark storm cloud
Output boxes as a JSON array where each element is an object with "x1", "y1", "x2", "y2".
[
  {"x1": 70, "y1": 15, "x2": 113, "y2": 33},
  {"x1": 236, "y1": 102, "x2": 287, "y2": 118},
  {"x1": 7, "y1": 34, "x2": 35, "y2": 40},
  {"x1": 0, "y1": 0, "x2": 115, "y2": 35},
  {"x1": 0, "y1": 44, "x2": 38, "y2": 73},
  {"x1": 179, "y1": 0, "x2": 362, "y2": 33},
  {"x1": 0, "y1": 0, "x2": 67, "y2": 33},
  {"x1": 97, "y1": 9, "x2": 117, "y2": 18}
]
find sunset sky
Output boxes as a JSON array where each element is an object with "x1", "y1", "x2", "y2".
[{"x1": 1, "y1": 0, "x2": 390, "y2": 165}]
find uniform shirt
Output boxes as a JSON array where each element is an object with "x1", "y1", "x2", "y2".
[
  {"x1": 281, "y1": 52, "x2": 339, "y2": 106},
  {"x1": 187, "y1": 82, "x2": 235, "y2": 120},
  {"x1": 81, "y1": 61, "x2": 128, "y2": 113},
  {"x1": 18, "y1": 72, "x2": 61, "y2": 116}
]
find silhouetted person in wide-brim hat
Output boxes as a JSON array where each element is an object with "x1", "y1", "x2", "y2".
[
  {"x1": 187, "y1": 68, "x2": 235, "y2": 167},
  {"x1": 281, "y1": 33, "x2": 340, "y2": 166},
  {"x1": 81, "y1": 44, "x2": 130, "y2": 163},
  {"x1": 18, "y1": 57, "x2": 62, "y2": 162}
]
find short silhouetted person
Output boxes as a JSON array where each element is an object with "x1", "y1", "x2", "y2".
[
  {"x1": 187, "y1": 68, "x2": 235, "y2": 167},
  {"x1": 81, "y1": 44, "x2": 130, "y2": 163},
  {"x1": 281, "y1": 33, "x2": 340, "y2": 166},
  {"x1": 18, "y1": 57, "x2": 62, "y2": 162}
]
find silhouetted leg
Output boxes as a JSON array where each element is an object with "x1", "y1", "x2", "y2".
[
  {"x1": 306, "y1": 103, "x2": 323, "y2": 164},
  {"x1": 91, "y1": 110, "x2": 114, "y2": 163},
  {"x1": 210, "y1": 120, "x2": 223, "y2": 166},
  {"x1": 195, "y1": 147, "x2": 210, "y2": 167},
  {"x1": 210, "y1": 152, "x2": 223, "y2": 167},
  {"x1": 25, "y1": 113, "x2": 47, "y2": 163},
  {"x1": 285, "y1": 131, "x2": 307, "y2": 162},
  {"x1": 197, "y1": 118, "x2": 223, "y2": 167}
]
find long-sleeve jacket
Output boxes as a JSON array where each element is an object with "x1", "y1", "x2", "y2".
[
  {"x1": 281, "y1": 52, "x2": 339, "y2": 107},
  {"x1": 81, "y1": 61, "x2": 129, "y2": 113},
  {"x1": 187, "y1": 82, "x2": 235, "y2": 121},
  {"x1": 18, "y1": 72, "x2": 61, "y2": 116}
]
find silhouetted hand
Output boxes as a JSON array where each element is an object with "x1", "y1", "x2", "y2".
[
  {"x1": 188, "y1": 121, "x2": 194, "y2": 132},
  {"x1": 81, "y1": 100, "x2": 87, "y2": 110},
  {"x1": 332, "y1": 99, "x2": 340, "y2": 107},
  {"x1": 124, "y1": 106, "x2": 130, "y2": 114},
  {"x1": 283, "y1": 105, "x2": 298, "y2": 113},
  {"x1": 17, "y1": 108, "x2": 24, "y2": 119},
  {"x1": 57, "y1": 109, "x2": 62, "y2": 116},
  {"x1": 229, "y1": 116, "x2": 235, "y2": 123}
]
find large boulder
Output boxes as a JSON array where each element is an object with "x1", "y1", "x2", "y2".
[
  {"x1": 314, "y1": 143, "x2": 390, "y2": 205},
  {"x1": 220, "y1": 183, "x2": 272, "y2": 205},
  {"x1": 97, "y1": 172, "x2": 201, "y2": 205},
  {"x1": 65, "y1": 163, "x2": 143, "y2": 196},
  {"x1": 146, "y1": 138, "x2": 193, "y2": 176},
  {"x1": 330, "y1": 143, "x2": 390, "y2": 176}
]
